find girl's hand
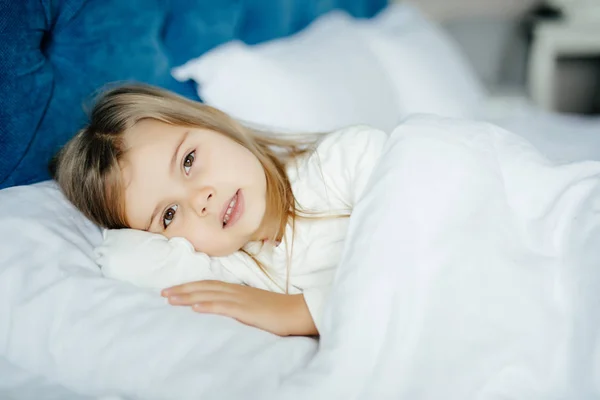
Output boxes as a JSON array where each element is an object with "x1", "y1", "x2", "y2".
[{"x1": 161, "y1": 281, "x2": 318, "y2": 337}]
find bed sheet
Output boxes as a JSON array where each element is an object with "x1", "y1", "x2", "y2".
[{"x1": 483, "y1": 97, "x2": 600, "y2": 164}]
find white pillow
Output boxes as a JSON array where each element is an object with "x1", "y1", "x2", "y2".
[
  {"x1": 0, "y1": 182, "x2": 312, "y2": 399},
  {"x1": 172, "y1": 11, "x2": 400, "y2": 133},
  {"x1": 172, "y1": 4, "x2": 486, "y2": 131},
  {"x1": 359, "y1": 4, "x2": 487, "y2": 118}
]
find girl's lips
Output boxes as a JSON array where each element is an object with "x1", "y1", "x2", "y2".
[{"x1": 220, "y1": 190, "x2": 244, "y2": 229}]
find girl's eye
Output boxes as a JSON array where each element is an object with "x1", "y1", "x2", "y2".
[
  {"x1": 163, "y1": 205, "x2": 178, "y2": 229},
  {"x1": 183, "y1": 151, "x2": 195, "y2": 175}
]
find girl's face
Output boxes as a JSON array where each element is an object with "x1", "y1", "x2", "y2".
[{"x1": 121, "y1": 119, "x2": 270, "y2": 256}]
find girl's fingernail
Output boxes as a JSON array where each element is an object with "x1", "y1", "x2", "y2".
[{"x1": 169, "y1": 296, "x2": 180, "y2": 302}]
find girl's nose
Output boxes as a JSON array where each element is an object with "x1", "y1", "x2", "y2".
[{"x1": 192, "y1": 186, "x2": 214, "y2": 217}]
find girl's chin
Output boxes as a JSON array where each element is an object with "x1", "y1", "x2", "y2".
[{"x1": 202, "y1": 242, "x2": 248, "y2": 258}]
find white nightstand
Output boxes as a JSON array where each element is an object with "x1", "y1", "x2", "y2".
[{"x1": 527, "y1": 20, "x2": 600, "y2": 111}]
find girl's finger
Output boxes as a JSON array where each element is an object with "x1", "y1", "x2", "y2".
[
  {"x1": 167, "y1": 290, "x2": 232, "y2": 306},
  {"x1": 162, "y1": 280, "x2": 233, "y2": 297},
  {"x1": 192, "y1": 301, "x2": 242, "y2": 318}
]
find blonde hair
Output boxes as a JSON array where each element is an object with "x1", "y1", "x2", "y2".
[{"x1": 52, "y1": 83, "x2": 321, "y2": 249}]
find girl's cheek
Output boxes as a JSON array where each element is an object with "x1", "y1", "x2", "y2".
[{"x1": 188, "y1": 227, "x2": 209, "y2": 252}]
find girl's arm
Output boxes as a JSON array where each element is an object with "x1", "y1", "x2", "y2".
[{"x1": 162, "y1": 281, "x2": 318, "y2": 337}]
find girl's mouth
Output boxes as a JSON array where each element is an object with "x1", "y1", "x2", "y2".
[{"x1": 221, "y1": 189, "x2": 243, "y2": 228}]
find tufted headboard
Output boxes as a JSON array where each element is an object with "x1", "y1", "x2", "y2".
[{"x1": 0, "y1": 0, "x2": 387, "y2": 189}]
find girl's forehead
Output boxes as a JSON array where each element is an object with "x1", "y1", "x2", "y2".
[
  {"x1": 119, "y1": 145, "x2": 171, "y2": 230},
  {"x1": 126, "y1": 120, "x2": 224, "y2": 144},
  {"x1": 125, "y1": 120, "x2": 176, "y2": 143}
]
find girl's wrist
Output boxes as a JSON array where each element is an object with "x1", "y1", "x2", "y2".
[{"x1": 285, "y1": 294, "x2": 318, "y2": 337}]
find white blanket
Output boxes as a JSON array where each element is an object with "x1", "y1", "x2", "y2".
[
  {"x1": 1, "y1": 116, "x2": 599, "y2": 399},
  {"x1": 271, "y1": 116, "x2": 600, "y2": 399}
]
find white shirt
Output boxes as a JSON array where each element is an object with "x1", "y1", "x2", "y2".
[{"x1": 215, "y1": 126, "x2": 387, "y2": 331}]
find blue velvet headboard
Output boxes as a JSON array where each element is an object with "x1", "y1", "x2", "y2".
[{"x1": 0, "y1": 0, "x2": 387, "y2": 189}]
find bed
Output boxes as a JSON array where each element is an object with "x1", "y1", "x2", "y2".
[{"x1": 1, "y1": 1, "x2": 599, "y2": 399}]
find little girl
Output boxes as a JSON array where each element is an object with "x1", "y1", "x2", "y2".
[{"x1": 53, "y1": 83, "x2": 387, "y2": 337}]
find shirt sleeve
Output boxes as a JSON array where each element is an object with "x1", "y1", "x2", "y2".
[
  {"x1": 302, "y1": 286, "x2": 330, "y2": 333},
  {"x1": 295, "y1": 125, "x2": 388, "y2": 332},
  {"x1": 297, "y1": 125, "x2": 389, "y2": 211},
  {"x1": 96, "y1": 229, "x2": 244, "y2": 291}
]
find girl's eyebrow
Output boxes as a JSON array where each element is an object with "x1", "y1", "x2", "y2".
[
  {"x1": 145, "y1": 204, "x2": 161, "y2": 231},
  {"x1": 145, "y1": 130, "x2": 190, "y2": 231}
]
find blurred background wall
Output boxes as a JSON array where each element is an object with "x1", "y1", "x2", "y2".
[{"x1": 404, "y1": 0, "x2": 600, "y2": 114}]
